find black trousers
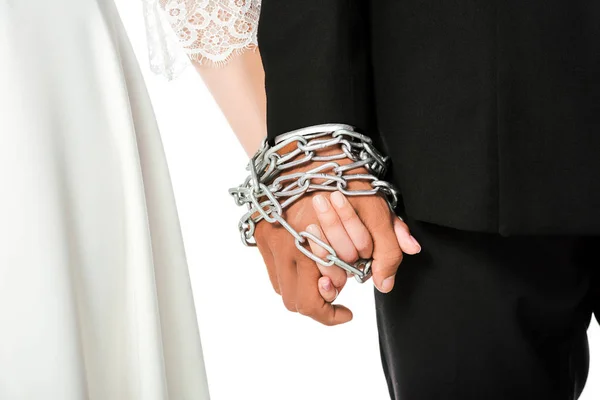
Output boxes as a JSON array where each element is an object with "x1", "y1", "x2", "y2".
[{"x1": 375, "y1": 216, "x2": 600, "y2": 400}]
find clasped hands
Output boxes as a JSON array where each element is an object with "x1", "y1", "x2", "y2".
[{"x1": 253, "y1": 145, "x2": 421, "y2": 326}]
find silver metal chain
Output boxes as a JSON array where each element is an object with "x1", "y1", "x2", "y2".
[{"x1": 229, "y1": 124, "x2": 399, "y2": 283}]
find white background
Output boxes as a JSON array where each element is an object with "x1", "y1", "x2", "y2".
[{"x1": 115, "y1": 2, "x2": 600, "y2": 399}]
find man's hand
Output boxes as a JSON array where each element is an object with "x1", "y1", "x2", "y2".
[{"x1": 253, "y1": 143, "x2": 421, "y2": 326}]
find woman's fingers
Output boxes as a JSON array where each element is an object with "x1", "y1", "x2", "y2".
[
  {"x1": 393, "y1": 217, "x2": 421, "y2": 255},
  {"x1": 330, "y1": 191, "x2": 374, "y2": 259},
  {"x1": 312, "y1": 194, "x2": 359, "y2": 263},
  {"x1": 318, "y1": 276, "x2": 339, "y2": 303},
  {"x1": 305, "y1": 224, "x2": 348, "y2": 289},
  {"x1": 358, "y1": 198, "x2": 404, "y2": 293}
]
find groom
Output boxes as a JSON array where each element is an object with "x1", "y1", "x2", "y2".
[
  {"x1": 252, "y1": 1, "x2": 600, "y2": 400},
  {"x1": 256, "y1": 0, "x2": 600, "y2": 400}
]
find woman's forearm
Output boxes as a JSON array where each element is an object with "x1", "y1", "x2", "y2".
[{"x1": 193, "y1": 49, "x2": 267, "y2": 157}]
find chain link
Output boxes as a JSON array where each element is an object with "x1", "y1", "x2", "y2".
[{"x1": 229, "y1": 124, "x2": 399, "y2": 283}]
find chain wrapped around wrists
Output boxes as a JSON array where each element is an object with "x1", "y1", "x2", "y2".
[{"x1": 228, "y1": 123, "x2": 399, "y2": 283}]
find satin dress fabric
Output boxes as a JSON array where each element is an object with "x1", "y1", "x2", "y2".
[{"x1": 0, "y1": 1, "x2": 209, "y2": 399}]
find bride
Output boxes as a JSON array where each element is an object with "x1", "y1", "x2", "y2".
[
  {"x1": 0, "y1": 0, "x2": 343, "y2": 398},
  {"x1": 0, "y1": 0, "x2": 263, "y2": 398}
]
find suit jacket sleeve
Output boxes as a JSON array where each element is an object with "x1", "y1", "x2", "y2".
[{"x1": 257, "y1": 0, "x2": 375, "y2": 142}]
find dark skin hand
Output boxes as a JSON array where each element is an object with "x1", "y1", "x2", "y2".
[{"x1": 254, "y1": 143, "x2": 421, "y2": 326}]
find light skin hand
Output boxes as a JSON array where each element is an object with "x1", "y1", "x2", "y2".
[
  {"x1": 195, "y1": 50, "x2": 388, "y2": 318},
  {"x1": 255, "y1": 173, "x2": 422, "y2": 326},
  {"x1": 309, "y1": 191, "x2": 421, "y2": 295}
]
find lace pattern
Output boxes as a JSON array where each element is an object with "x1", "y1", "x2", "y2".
[
  {"x1": 143, "y1": 0, "x2": 190, "y2": 80},
  {"x1": 143, "y1": 0, "x2": 261, "y2": 78},
  {"x1": 159, "y1": 0, "x2": 260, "y2": 66}
]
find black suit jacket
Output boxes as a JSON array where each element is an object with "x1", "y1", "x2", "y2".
[{"x1": 257, "y1": 0, "x2": 600, "y2": 235}]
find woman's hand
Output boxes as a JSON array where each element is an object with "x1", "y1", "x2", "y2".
[
  {"x1": 255, "y1": 185, "x2": 421, "y2": 326},
  {"x1": 309, "y1": 191, "x2": 421, "y2": 303},
  {"x1": 253, "y1": 138, "x2": 421, "y2": 326}
]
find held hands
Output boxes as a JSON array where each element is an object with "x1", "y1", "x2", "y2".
[
  {"x1": 254, "y1": 160, "x2": 421, "y2": 326},
  {"x1": 306, "y1": 191, "x2": 421, "y2": 302}
]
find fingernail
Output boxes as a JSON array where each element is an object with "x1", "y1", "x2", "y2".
[
  {"x1": 313, "y1": 195, "x2": 329, "y2": 212},
  {"x1": 331, "y1": 191, "x2": 345, "y2": 208},
  {"x1": 322, "y1": 280, "x2": 332, "y2": 291},
  {"x1": 410, "y1": 235, "x2": 421, "y2": 252},
  {"x1": 306, "y1": 224, "x2": 320, "y2": 237},
  {"x1": 381, "y1": 276, "x2": 395, "y2": 292}
]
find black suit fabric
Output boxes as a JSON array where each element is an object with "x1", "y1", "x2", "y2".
[{"x1": 257, "y1": 0, "x2": 600, "y2": 236}]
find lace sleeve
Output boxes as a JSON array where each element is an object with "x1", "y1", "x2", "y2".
[
  {"x1": 159, "y1": 0, "x2": 261, "y2": 66},
  {"x1": 142, "y1": 0, "x2": 261, "y2": 79}
]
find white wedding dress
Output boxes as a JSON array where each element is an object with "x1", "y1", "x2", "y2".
[{"x1": 0, "y1": 0, "x2": 258, "y2": 399}]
